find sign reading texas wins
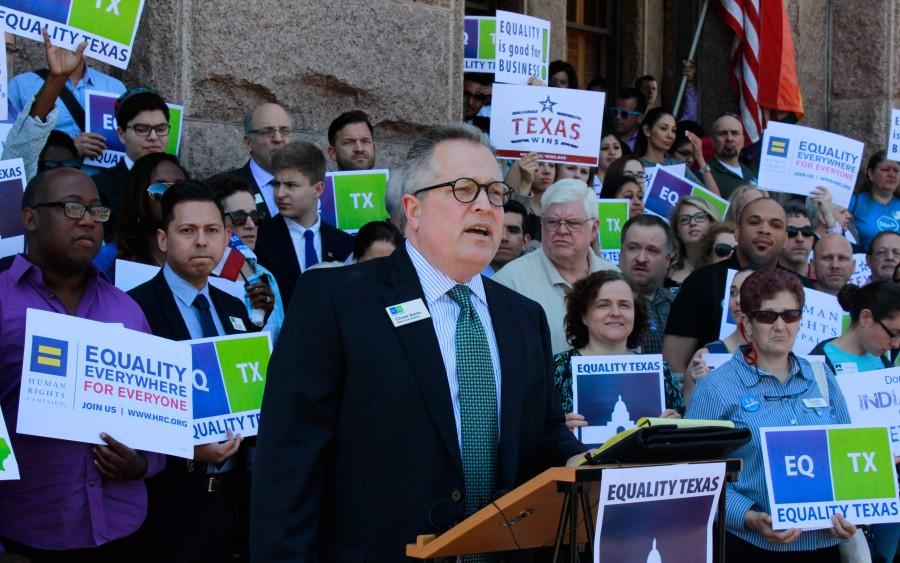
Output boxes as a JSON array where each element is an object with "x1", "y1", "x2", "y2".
[{"x1": 490, "y1": 84, "x2": 605, "y2": 165}]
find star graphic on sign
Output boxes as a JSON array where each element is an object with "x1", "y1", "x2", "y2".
[{"x1": 539, "y1": 96, "x2": 557, "y2": 113}]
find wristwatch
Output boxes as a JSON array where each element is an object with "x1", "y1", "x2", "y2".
[{"x1": 699, "y1": 163, "x2": 711, "y2": 175}]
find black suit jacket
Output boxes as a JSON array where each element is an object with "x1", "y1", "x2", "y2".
[
  {"x1": 250, "y1": 246, "x2": 584, "y2": 562},
  {"x1": 94, "y1": 159, "x2": 130, "y2": 241},
  {"x1": 254, "y1": 215, "x2": 355, "y2": 306},
  {"x1": 208, "y1": 160, "x2": 271, "y2": 220}
]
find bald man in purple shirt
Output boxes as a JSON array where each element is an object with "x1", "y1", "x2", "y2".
[{"x1": 0, "y1": 168, "x2": 164, "y2": 561}]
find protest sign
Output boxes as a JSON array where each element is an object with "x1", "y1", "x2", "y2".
[
  {"x1": 85, "y1": 90, "x2": 185, "y2": 168},
  {"x1": 17, "y1": 309, "x2": 193, "y2": 457},
  {"x1": 571, "y1": 354, "x2": 664, "y2": 447},
  {"x1": 888, "y1": 109, "x2": 900, "y2": 162},
  {"x1": 761, "y1": 425, "x2": 900, "y2": 530},
  {"x1": 490, "y1": 84, "x2": 604, "y2": 165},
  {"x1": 598, "y1": 199, "x2": 629, "y2": 264},
  {"x1": 719, "y1": 270, "x2": 842, "y2": 354},
  {"x1": 114, "y1": 259, "x2": 245, "y2": 301},
  {"x1": 0, "y1": 408, "x2": 19, "y2": 480},
  {"x1": 319, "y1": 169, "x2": 389, "y2": 233},
  {"x1": 190, "y1": 333, "x2": 271, "y2": 445},
  {"x1": 0, "y1": 157, "x2": 25, "y2": 238},
  {"x1": 0, "y1": 1, "x2": 146, "y2": 70},
  {"x1": 758, "y1": 122, "x2": 863, "y2": 208},
  {"x1": 0, "y1": 234, "x2": 23, "y2": 259},
  {"x1": 0, "y1": 30, "x2": 7, "y2": 122},
  {"x1": 836, "y1": 368, "x2": 900, "y2": 456},
  {"x1": 493, "y1": 10, "x2": 550, "y2": 85},
  {"x1": 848, "y1": 254, "x2": 870, "y2": 286},
  {"x1": 463, "y1": 16, "x2": 495, "y2": 73},
  {"x1": 0, "y1": 123, "x2": 12, "y2": 154},
  {"x1": 643, "y1": 163, "x2": 685, "y2": 193},
  {"x1": 595, "y1": 462, "x2": 724, "y2": 562},
  {"x1": 643, "y1": 168, "x2": 727, "y2": 221}
]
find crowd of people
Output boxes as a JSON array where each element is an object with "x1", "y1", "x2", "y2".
[{"x1": 1, "y1": 23, "x2": 900, "y2": 563}]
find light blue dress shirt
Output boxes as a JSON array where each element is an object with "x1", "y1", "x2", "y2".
[
  {"x1": 162, "y1": 264, "x2": 226, "y2": 339},
  {"x1": 406, "y1": 241, "x2": 502, "y2": 452},
  {"x1": 686, "y1": 348, "x2": 851, "y2": 553}
]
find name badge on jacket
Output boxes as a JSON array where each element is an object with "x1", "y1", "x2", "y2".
[{"x1": 386, "y1": 299, "x2": 431, "y2": 328}]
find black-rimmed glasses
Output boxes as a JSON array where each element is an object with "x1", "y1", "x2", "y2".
[
  {"x1": 30, "y1": 202, "x2": 111, "y2": 223},
  {"x1": 413, "y1": 178, "x2": 512, "y2": 207},
  {"x1": 125, "y1": 123, "x2": 170, "y2": 137},
  {"x1": 877, "y1": 319, "x2": 900, "y2": 340}
]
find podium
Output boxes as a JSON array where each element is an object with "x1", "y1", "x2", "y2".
[{"x1": 406, "y1": 459, "x2": 742, "y2": 562}]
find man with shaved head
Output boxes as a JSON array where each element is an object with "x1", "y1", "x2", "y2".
[
  {"x1": 664, "y1": 197, "x2": 793, "y2": 371},
  {"x1": 708, "y1": 113, "x2": 757, "y2": 199},
  {"x1": 813, "y1": 234, "x2": 855, "y2": 295}
]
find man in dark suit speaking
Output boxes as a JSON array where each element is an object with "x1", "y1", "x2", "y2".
[{"x1": 251, "y1": 124, "x2": 585, "y2": 562}]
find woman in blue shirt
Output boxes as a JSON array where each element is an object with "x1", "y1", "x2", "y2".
[
  {"x1": 849, "y1": 150, "x2": 900, "y2": 250},
  {"x1": 687, "y1": 268, "x2": 856, "y2": 562}
]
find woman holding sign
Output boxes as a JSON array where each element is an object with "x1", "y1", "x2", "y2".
[
  {"x1": 687, "y1": 268, "x2": 855, "y2": 561},
  {"x1": 552, "y1": 270, "x2": 683, "y2": 430}
]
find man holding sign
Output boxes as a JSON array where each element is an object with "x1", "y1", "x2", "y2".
[{"x1": 0, "y1": 168, "x2": 163, "y2": 559}]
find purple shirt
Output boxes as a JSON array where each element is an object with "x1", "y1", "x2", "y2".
[{"x1": 0, "y1": 255, "x2": 165, "y2": 550}]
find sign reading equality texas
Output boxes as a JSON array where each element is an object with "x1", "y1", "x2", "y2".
[{"x1": 0, "y1": 0, "x2": 147, "y2": 69}]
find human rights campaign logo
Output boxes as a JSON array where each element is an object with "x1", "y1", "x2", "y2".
[
  {"x1": 29, "y1": 336, "x2": 68, "y2": 377},
  {"x1": 767, "y1": 136, "x2": 790, "y2": 158},
  {"x1": 389, "y1": 305, "x2": 404, "y2": 315}
]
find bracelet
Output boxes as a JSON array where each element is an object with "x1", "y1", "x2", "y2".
[{"x1": 699, "y1": 163, "x2": 711, "y2": 175}]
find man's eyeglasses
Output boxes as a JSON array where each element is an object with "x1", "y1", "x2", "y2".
[
  {"x1": 786, "y1": 226, "x2": 817, "y2": 239},
  {"x1": 544, "y1": 217, "x2": 593, "y2": 232},
  {"x1": 677, "y1": 212, "x2": 709, "y2": 226},
  {"x1": 30, "y1": 201, "x2": 111, "y2": 223},
  {"x1": 38, "y1": 159, "x2": 83, "y2": 172},
  {"x1": 872, "y1": 248, "x2": 900, "y2": 259},
  {"x1": 413, "y1": 178, "x2": 512, "y2": 207},
  {"x1": 249, "y1": 127, "x2": 294, "y2": 139},
  {"x1": 877, "y1": 318, "x2": 900, "y2": 340},
  {"x1": 610, "y1": 107, "x2": 642, "y2": 119},
  {"x1": 225, "y1": 209, "x2": 264, "y2": 227},
  {"x1": 146, "y1": 182, "x2": 173, "y2": 200},
  {"x1": 748, "y1": 309, "x2": 802, "y2": 324},
  {"x1": 126, "y1": 123, "x2": 170, "y2": 137},
  {"x1": 713, "y1": 243, "x2": 736, "y2": 258}
]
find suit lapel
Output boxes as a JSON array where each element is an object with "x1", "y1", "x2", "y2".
[
  {"x1": 380, "y1": 248, "x2": 463, "y2": 474},
  {"x1": 321, "y1": 223, "x2": 337, "y2": 263},
  {"x1": 275, "y1": 216, "x2": 301, "y2": 278},
  {"x1": 484, "y1": 281, "x2": 524, "y2": 488},
  {"x1": 151, "y1": 272, "x2": 192, "y2": 341},
  {"x1": 209, "y1": 288, "x2": 248, "y2": 335}
]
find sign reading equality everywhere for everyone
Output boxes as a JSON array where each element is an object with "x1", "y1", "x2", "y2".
[
  {"x1": 761, "y1": 425, "x2": 900, "y2": 530},
  {"x1": 84, "y1": 90, "x2": 185, "y2": 168},
  {"x1": 718, "y1": 269, "x2": 843, "y2": 354},
  {"x1": 836, "y1": 368, "x2": 900, "y2": 456},
  {"x1": 595, "y1": 462, "x2": 724, "y2": 563},
  {"x1": 643, "y1": 168, "x2": 728, "y2": 222},
  {"x1": 319, "y1": 169, "x2": 390, "y2": 233},
  {"x1": 598, "y1": 199, "x2": 629, "y2": 264},
  {"x1": 571, "y1": 354, "x2": 664, "y2": 448},
  {"x1": 0, "y1": 0, "x2": 146, "y2": 70},
  {"x1": 888, "y1": 109, "x2": 900, "y2": 162},
  {"x1": 17, "y1": 309, "x2": 194, "y2": 458},
  {"x1": 463, "y1": 16, "x2": 495, "y2": 73},
  {"x1": 490, "y1": 84, "x2": 604, "y2": 165},
  {"x1": 0, "y1": 158, "x2": 26, "y2": 240},
  {"x1": 493, "y1": 10, "x2": 550, "y2": 85},
  {"x1": 190, "y1": 333, "x2": 272, "y2": 445},
  {"x1": 0, "y1": 408, "x2": 19, "y2": 480},
  {"x1": 757, "y1": 122, "x2": 863, "y2": 208}
]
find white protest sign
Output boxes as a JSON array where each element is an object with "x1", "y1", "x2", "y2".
[
  {"x1": 190, "y1": 333, "x2": 271, "y2": 445},
  {"x1": 0, "y1": 234, "x2": 22, "y2": 259},
  {"x1": 595, "y1": 462, "x2": 724, "y2": 562},
  {"x1": 114, "y1": 259, "x2": 245, "y2": 301},
  {"x1": 0, "y1": 407, "x2": 19, "y2": 480},
  {"x1": 758, "y1": 122, "x2": 863, "y2": 208},
  {"x1": 643, "y1": 163, "x2": 685, "y2": 193},
  {"x1": 0, "y1": 157, "x2": 25, "y2": 239},
  {"x1": 571, "y1": 354, "x2": 665, "y2": 447},
  {"x1": 848, "y1": 254, "x2": 871, "y2": 286},
  {"x1": 490, "y1": 84, "x2": 604, "y2": 165},
  {"x1": 0, "y1": 28, "x2": 7, "y2": 122},
  {"x1": 888, "y1": 109, "x2": 900, "y2": 162},
  {"x1": 761, "y1": 425, "x2": 900, "y2": 530},
  {"x1": 494, "y1": 10, "x2": 550, "y2": 85},
  {"x1": 836, "y1": 368, "x2": 900, "y2": 456},
  {"x1": 463, "y1": 16, "x2": 495, "y2": 73},
  {"x1": 17, "y1": 309, "x2": 193, "y2": 458}
]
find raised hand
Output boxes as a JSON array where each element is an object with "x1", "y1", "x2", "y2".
[{"x1": 42, "y1": 27, "x2": 87, "y2": 78}]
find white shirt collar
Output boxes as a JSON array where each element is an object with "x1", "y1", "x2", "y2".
[
  {"x1": 405, "y1": 240, "x2": 488, "y2": 308},
  {"x1": 248, "y1": 158, "x2": 273, "y2": 187},
  {"x1": 123, "y1": 155, "x2": 135, "y2": 170},
  {"x1": 285, "y1": 215, "x2": 321, "y2": 235}
]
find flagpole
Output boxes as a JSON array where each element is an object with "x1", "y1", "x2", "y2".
[{"x1": 673, "y1": 0, "x2": 710, "y2": 117}]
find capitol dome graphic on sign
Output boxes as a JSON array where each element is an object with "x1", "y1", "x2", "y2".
[
  {"x1": 580, "y1": 394, "x2": 635, "y2": 445},
  {"x1": 646, "y1": 538, "x2": 662, "y2": 563}
]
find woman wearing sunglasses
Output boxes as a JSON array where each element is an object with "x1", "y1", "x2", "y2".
[
  {"x1": 667, "y1": 196, "x2": 720, "y2": 286},
  {"x1": 701, "y1": 220, "x2": 737, "y2": 265},
  {"x1": 93, "y1": 153, "x2": 187, "y2": 279},
  {"x1": 687, "y1": 268, "x2": 855, "y2": 562}
]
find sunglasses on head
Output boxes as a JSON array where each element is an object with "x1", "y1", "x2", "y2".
[
  {"x1": 713, "y1": 243, "x2": 736, "y2": 258},
  {"x1": 225, "y1": 209, "x2": 264, "y2": 227},
  {"x1": 786, "y1": 226, "x2": 817, "y2": 239},
  {"x1": 748, "y1": 309, "x2": 802, "y2": 324},
  {"x1": 146, "y1": 182, "x2": 173, "y2": 200}
]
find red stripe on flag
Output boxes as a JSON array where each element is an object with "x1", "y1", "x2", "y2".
[{"x1": 214, "y1": 247, "x2": 245, "y2": 281}]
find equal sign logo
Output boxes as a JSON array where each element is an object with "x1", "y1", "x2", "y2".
[
  {"x1": 29, "y1": 336, "x2": 68, "y2": 377},
  {"x1": 767, "y1": 136, "x2": 790, "y2": 158}
]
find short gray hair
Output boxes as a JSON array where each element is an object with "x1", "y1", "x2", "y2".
[{"x1": 540, "y1": 179, "x2": 598, "y2": 220}]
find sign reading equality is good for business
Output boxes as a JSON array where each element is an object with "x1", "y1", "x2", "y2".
[
  {"x1": 493, "y1": 10, "x2": 550, "y2": 85},
  {"x1": 17, "y1": 309, "x2": 194, "y2": 458}
]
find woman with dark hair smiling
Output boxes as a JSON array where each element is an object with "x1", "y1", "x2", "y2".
[
  {"x1": 687, "y1": 268, "x2": 855, "y2": 561},
  {"x1": 552, "y1": 271, "x2": 683, "y2": 432}
]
